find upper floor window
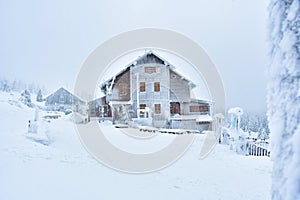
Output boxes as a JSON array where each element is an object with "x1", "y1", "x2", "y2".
[
  {"x1": 140, "y1": 82, "x2": 145, "y2": 92},
  {"x1": 154, "y1": 82, "x2": 160, "y2": 92}
]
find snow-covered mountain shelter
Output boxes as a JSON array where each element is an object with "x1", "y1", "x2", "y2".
[
  {"x1": 45, "y1": 87, "x2": 86, "y2": 113},
  {"x1": 99, "y1": 51, "x2": 212, "y2": 131}
]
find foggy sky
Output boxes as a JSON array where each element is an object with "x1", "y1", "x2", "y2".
[{"x1": 0, "y1": 0, "x2": 269, "y2": 113}]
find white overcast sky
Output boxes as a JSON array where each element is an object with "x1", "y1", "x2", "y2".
[{"x1": 0, "y1": 0, "x2": 269, "y2": 113}]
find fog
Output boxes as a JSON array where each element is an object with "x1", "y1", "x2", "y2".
[{"x1": 0, "y1": 0, "x2": 269, "y2": 113}]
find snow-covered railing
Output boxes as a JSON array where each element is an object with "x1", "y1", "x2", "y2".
[
  {"x1": 246, "y1": 141, "x2": 270, "y2": 157},
  {"x1": 220, "y1": 127, "x2": 270, "y2": 157}
]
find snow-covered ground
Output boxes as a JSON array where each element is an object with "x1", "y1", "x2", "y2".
[{"x1": 0, "y1": 91, "x2": 272, "y2": 200}]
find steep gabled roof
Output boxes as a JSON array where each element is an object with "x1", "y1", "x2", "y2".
[
  {"x1": 100, "y1": 51, "x2": 197, "y2": 93},
  {"x1": 135, "y1": 51, "x2": 165, "y2": 65},
  {"x1": 46, "y1": 87, "x2": 85, "y2": 103},
  {"x1": 46, "y1": 87, "x2": 70, "y2": 99}
]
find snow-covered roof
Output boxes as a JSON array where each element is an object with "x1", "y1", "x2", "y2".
[
  {"x1": 109, "y1": 100, "x2": 132, "y2": 105},
  {"x1": 196, "y1": 115, "x2": 213, "y2": 122},
  {"x1": 100, "y1": 51, "x2": 197, "y2": 91},
  {"x1": 170, "y1": 114, "x2": 212, "y2": 122},
  {"x1": 190, "y1": 98, "x2": 212, "y2": 104},
  {"x1": 46, "y1": 87, "x2": 86, "y2": 103}
]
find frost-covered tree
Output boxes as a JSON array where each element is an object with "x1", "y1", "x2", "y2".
[
  {"x1": 268, "y1": 0, "x2": 300, "y2": 199},
  {"x1": 11, "y1": 80, "x2": 18, "y2": 91},
  {"x1": 238, "y1": 112, "x2": 270, "y2": 138},
  {"x1": 36, "y1": 89, "x2": 43, "y2": 102},
  {"x1": 21, "y1": 89, "x2": 33, "y2": 107},
  {"x1": 0, "y1": 79, "x2": 10, "y2": 92}
]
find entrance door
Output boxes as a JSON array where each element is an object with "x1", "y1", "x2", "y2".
[{"x1": 170, "y1": 102, "x2": 180, "y2": 115}]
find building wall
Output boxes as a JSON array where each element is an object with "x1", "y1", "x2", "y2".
[
  {"x1": 45, "y1": 91, "x2": 73, "y2": 106},
  {"x1": 131, "y1": 64, "x2": 170, "y2": 127},
  {"x1": 45, "y1": 88, "x2": 86, "y2": 112},
  {"x1": 169, "y1": 70, "x2": 191, "y2": 103}
]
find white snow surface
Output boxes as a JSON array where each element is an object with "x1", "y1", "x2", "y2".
[{"x1": 0, "y1": 91, "x2": 272, "y2": 200}]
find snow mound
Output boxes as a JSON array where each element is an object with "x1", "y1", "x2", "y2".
[{"x1": 228, "y1": 107, "x2": 243, "y2": 116}]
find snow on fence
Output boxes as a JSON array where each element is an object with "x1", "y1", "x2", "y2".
[
  {"x1": 220, "y1": 128, "x2": 270, "y2": 157},
  {"x1": 246, "y1": 141, "x2": 270, "y2": 157}
]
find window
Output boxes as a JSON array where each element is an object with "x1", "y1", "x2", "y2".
[
  {"x1": 145, "y1": 66, "x2": 156, "y2": 74},
  {"x1": 155, "y1": 104, "x2": 161, "y2": 114},
  {"x1": 140, "y1": 104, "x2": 146, "y2": 109},
  {"x1": 119, "y1": 83, "x2": 127, "y2": 96},
  {"x1": 189, "y1": 105, "x2": 209, "y2": 113},
  {"x1": 140, "y1": 82, "x2": 145, "y2": 92},
  {"x1": 202, "y1": 106, "x2": 209, "y2": 112},
  {"x1": 154, "y1": 82, "x2": 160, "y2": 92},
  {"x1": 190, "y1": 106, "x2": 199, "y2": 112},
  {"x1": 170, "y1": 102, "x2": 180, "y2": 114}
]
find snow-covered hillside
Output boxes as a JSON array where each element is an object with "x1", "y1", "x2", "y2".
[{"x1": 0, "y1": 91, "x2": 272, "y2": 200}]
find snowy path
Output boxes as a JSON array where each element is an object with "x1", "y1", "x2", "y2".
[{"x1": 0, "y1": 92, "x2": 272, "y2": 200}]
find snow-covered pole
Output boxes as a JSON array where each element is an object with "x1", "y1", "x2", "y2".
[
  {"x1": 34, "y1": 108, "x2": 39, "y2": 122},
  {"x1": 228, "y1": 107, "x2": 243, "y2": 153}
]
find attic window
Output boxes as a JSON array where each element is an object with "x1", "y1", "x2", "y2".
[{"x1": 145, "y1": 67, "x2": 156, "y2": 74}]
